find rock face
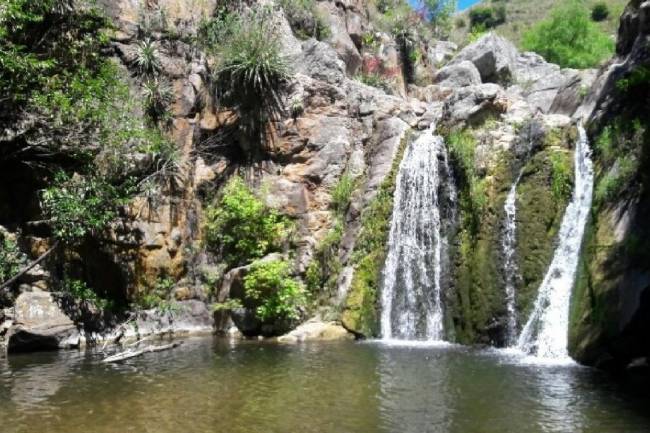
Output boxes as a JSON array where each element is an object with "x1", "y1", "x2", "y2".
[{"x1": 568, "y1": 0, "x2": 650, "y2": 371}]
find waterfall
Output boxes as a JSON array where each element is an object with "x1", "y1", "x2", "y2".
[
  {"x1": 380, "y1": 126, "x2": 454, "y2": 341},
  {"x1": 502, "y1": 171, "x2": 523, "y2": 347},
  {"x1": 517, "y1": 126, "x2": 594, "y2": 359}
]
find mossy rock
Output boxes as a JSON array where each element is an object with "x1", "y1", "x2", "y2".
[{"x1": 341, "y1": 251, "x2": 382, "y2": 337}]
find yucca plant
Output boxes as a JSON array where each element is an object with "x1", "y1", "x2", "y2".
[
  {"x1": 142, "y1": 78, "x2": 173, "y2": 124},
  {"x1": 214, "y1": 16, "x2": 290, "y2": 153},
  {"x1": 134, "y1": 38, "x2": 161, "y2": 77}
]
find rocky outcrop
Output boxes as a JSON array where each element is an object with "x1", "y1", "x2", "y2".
[{"x1": 568, "y1": 0, "x2": 650, "y2": 371}]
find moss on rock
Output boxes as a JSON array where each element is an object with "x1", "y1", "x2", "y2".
[{"x1": 340, "y1": 132, "x2": 410, "y2": 337}]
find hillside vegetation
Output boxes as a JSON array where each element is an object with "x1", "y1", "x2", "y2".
[{"x1": 452, "y1": 0, "x2": 627, "y2": 48}]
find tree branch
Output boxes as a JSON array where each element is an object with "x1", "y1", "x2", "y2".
[{"x1": 0, "y1": 241, "x2": 60, "y2": 291}]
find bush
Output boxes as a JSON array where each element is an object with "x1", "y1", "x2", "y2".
[
  {"x1": 595, "y1": 155, "x2": 639, "y2": 204},
  {"x1": 243, "y1": 259, "x2": 307, "y2": 321},
  {"x1": 41, "y1": 172, "x2": 133, "y2": 245},
  {"x1": 63, "y1": 277, "x2": 114, "y2": 311},
  {"x1": 549, "y1": 151, "x2": 573, "y2": 203},
  {"x1": 331, "y1": 174, "x2": 356, "y2": 216},
  {"x1": 204, "y1": 177, "x2": 291, "y2": 268},
  {"x1": 469, "y1": 5, "x2": 506, "y2": 30},
  {"x1": 0, "y1": 233, "x2": 26, "y2": 283},
  {"x1": 591, "y1": 2, "x2": 609, "y2": 21},
  {"x1": 521, "y1": 0, "x2": 613, "y2": 68}
]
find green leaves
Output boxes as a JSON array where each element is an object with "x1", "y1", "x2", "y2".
[
  {"x1": 243, "y1": 259, "x2": 306, "y2": 322},
  {"x1": 0, "y1": 233, "x2": 26, "y2": 283},
  {"x1": 41, "y1": 171, "x2": 133, "y2": 244},
  {"x1": 521, "y1": 0, "x2": 613, "y2": 69},
  {"x1": 204, "y1": 177, "x2": 291, "y2": 268}
]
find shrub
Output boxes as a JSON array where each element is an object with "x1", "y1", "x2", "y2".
[
  {"x1": 63, "y1": 277, "x2": 114, "y2": 310},
  {"x1": 41, "y1": 171, "x2": 133, "y2": 245},
  {"x1": 591, "y1": 2, "x2": 609, "y2": 21},
  {"x1": 595, "y1": 155, "x2": 639, "y2": 204},
  {"x1": 243, "y1": 259, "x2": 307, "y2": 321},
  {"x1": 521, "y1": 0, "x2": 613, "y2": 68},
  {"x1": 0, "y1": 233, "x2": 26, "y2": 283},
  {"x1": 142, "y1": 78, "x2": 173, "y2": 124},
  {"x1": 549, "y1": 151, "x2": 573, "y2": 203},
  {"x1": 469, "y1": 5, "x2": 506, "y2": 30},
  {"x1": 356, "y1": 73, "x2": 392, "y2": 92},
  {"x1": 204, "y1": 177, "x2": 291, "y2": 267},
  {"x1": 134, "y1": 276, "x2": 176, "y2": 311},
  {"x1": 134, "y1": 38, "x2": 161, "y2": 77},
  {"x1": 213, "y1": 12, "x2": 290, "y2": 149},
  {"x1": 331, "y1": 174, "x2": 356, "y2": 216}
]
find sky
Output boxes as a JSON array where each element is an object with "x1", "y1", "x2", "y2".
[{"x1": 407, "y1": 0, "x2": 482, "y2": 12}]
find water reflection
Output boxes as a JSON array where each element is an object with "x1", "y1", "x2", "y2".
[{"x1": 1, "y1": 338, "x2": 650, "y2": 433}]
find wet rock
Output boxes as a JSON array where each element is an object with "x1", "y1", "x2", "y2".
[
  {"x1": 7, "y1": 292, "x2": 79, "y2": 353},
  {"x1": 277, "y1": 319, "x2": 354, "y2": 342}
]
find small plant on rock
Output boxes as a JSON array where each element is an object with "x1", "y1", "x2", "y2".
[
  {"x1": 134, "y1": 38, "x2": 161, "y2": 77},
  {"x1": 243, "y1": 259, "x2": 307, "y2": 322}
]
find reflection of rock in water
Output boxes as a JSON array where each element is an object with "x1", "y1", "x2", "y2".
[{"x1": 6, "y1": 352, "x2": 79, "y2": 408}]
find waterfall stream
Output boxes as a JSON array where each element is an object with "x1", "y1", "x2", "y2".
[
  {"x1": 502, "y1": 171, "x2": 523, "y2": 346},
  {"x1": 380, "y1": 126, "x2": 453, "y2": 341},
  {"x1": 517, "y1": 126, "x2": 594, "y2": 359}
]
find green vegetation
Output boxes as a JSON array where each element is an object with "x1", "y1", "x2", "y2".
[
  {"x1": 468, "y1": 5, "x2": 506, "y2": 30},
  {"x1": 341, "y1": 131, "x2": 411, "y2": 336},
  {"x1": 133, "y1": 276, "x2": 177, "y2": 311},
  {"x1": 41, "y1": 172, "x2": 134, "y2": 245},
  {"x1": 447, "y1": 129, "x2": 486, "y2": 235},
  {"x1": 521, "y1": 0, "x2": 614, "y2": 68},
  {"x1": 243, "y1": 259, "x2": 307, "y2": 322},
  {"x1": 200, "y1": 8, "x2": 290, "y2": 150},
  {"x1": 591, "y1": 2, "x2": 609, "y2": 21},
  {"x1": 595, "y1": 155, "x2": 639, "y2": 204},
  {"x1": 356, "y1": 73, "x2": 392, "y2": 92},
  {"x1": 549, "y1": 151, "x2": 573, "y2": 204},
  {"x1": 63, "y1": 277, "x2": 114, "y2": 311},
  {"x1": 616, "y1": 66, "x2": 650, "y2": 94},
  {"x1": 0, "y1": 234, "x2": 25, "y2": 284},
  {"x1": 280, "y1": 0, "x2": 331, "y2": 40},
  {"x1": 204, "y1": 177, "x2": 292, "y2": 268},
  {"x1": 331, "y1": 174, "x2": 356, "y2": 217}
]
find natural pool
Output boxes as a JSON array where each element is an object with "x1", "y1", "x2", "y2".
[{"x1": 1, "y1": 337, "x2": 649, "y2": 433}]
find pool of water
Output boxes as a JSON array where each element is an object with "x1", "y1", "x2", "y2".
[{"x1": 1, "y1": 337, "x2": 649, "y2": 433}]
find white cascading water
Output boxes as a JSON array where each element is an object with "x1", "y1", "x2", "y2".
[
  {"x1": 517, "y1": 126, "x2": 594, "y2": 359},
  {"x1": 502, "y1": 171, "x2": 523, "y2": 346},
  {"x1": 380, "y1": 126, "x2": 451, "y2": 341}
]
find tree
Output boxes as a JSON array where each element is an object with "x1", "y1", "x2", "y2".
[{"x1": 521, "y1": 0, "x2": 614, "y2": 69}]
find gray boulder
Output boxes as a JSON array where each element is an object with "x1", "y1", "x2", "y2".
[
  {"x1": 316, "y1": 2, "x2": 362, "y2": 75},
  {"x1": 450, "y1": 33, "x2": 518, "y2": 84},
  {"x1": 434, "y1": 60, "x2": 482, "y2": 87},
  {"x1": 296, "y1": 39, "x2": 347, "y2": 84},
  {"x1": 7, "y1": 292, "x2": 79, "y2": 352},
  {"x1": 443, "y1": 83, "x2": 507, "y2": 125}
]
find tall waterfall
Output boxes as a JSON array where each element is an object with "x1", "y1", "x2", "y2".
[
  {"x1": 502, "y1": 171, "x2": 523, "y2": 346},
  {"x1": 380, "y1": 126, "x2": 454, "y2": 341},
  {"x1": 517, "y1": 126, "x2": 594, "y2": 359}
]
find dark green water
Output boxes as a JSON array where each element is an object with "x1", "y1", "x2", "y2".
[{"x1": 1, "y1": 337, "x2": 649, "y2": 433}]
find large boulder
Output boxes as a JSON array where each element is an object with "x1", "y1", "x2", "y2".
[
  {"x1": 296, "y1": 39, "x2": 347, "y2": 84},
  {"x1": 316, "y1": 2, "x2": 362, "y2": 75},
  {"x1": 450, "y1": 33, "x2": 518, "y2": 84},
  {"x1": 442, "y1": 83, "x2": 508, "y2": 126},
  {"x1": 6, "y1": 292, "x2": 79, "y2": 352},
  {"x1": 277, "y1": 319, "x2": 354, "y2": 343},
  {"x1": 434, "y1": 60, "x2": 482, "y2": 88}
]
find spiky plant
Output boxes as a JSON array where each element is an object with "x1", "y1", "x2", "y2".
[
  {"x1": 214, "y1": 16, "x2": 290, "y2": 153},
  {"x1": 134, "y1": 38, "x2": 161, "y2": 77},
  {"x1": 142, "y1": 78, "x2": 173, "y2": 124}
]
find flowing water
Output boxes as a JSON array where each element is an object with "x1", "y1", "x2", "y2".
[
  {"x1": 502, "y1": 171, "x2": 523, "y2": 346},
  {"x1": 380, "y1": 127, "x2": 453, "y2": 341},
  {"x1": 517, "y1": 126, "x2": 594, "y2": 359},
  {"x1": 1, "y1": 337, "x2": 650, "y2": 433}
]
